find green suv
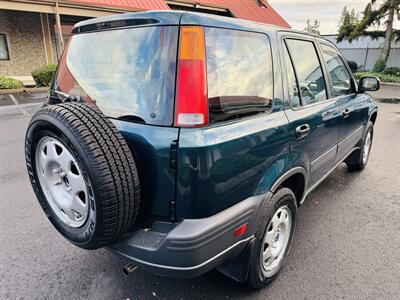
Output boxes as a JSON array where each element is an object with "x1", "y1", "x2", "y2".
[{"x1": 25, "y1": 11, "x2": 379, "y2": 289}]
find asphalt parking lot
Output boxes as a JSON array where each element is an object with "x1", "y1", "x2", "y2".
[{"x1": 0, "y1": 100, "x2": 399, "y2": 299}]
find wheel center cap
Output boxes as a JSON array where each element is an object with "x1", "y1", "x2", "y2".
[
  {"x1": 274, "y1": 232, "x2": 280, "y2": 242},
  {"x1": 53, "y1": 167, "x2": 71, "y2": 191}
]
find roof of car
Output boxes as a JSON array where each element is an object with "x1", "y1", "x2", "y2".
[
  {"x1": 72, "y1": 10, "x2": 336, "y2": 49},
  {"x1": 73, "y1": 10, "x2": 341, "y2": 51},
  {"x1": 73, "y1": 10, "x2": 292, "y2": 34},
  {"x1": 69, "y1": 0, "x2": 290, "y2": 28}
]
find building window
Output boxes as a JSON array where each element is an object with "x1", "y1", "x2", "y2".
[{"x1": 0, "y1": 34, "x2": 10, "y2": 60}]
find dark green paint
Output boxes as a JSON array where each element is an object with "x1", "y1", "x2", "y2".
[
  {"x1": 77, "y1": 11, "x2": 377, "y2": 221},
  {"x1": 112, "y1": 120, "x2": 179, "y2": 221}
]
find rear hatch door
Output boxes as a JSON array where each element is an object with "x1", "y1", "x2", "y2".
[{"x1": 48, "y1": 12, "x2": 182, "y2": 222}]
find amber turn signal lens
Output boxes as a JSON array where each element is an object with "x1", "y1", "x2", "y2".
[{"x1": 179, "y1": 26, "x2": 206, "y2": 60}]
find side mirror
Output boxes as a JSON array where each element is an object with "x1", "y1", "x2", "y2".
[{"x1": 358, "y1": 76, "x2": 380, "y2": 93}]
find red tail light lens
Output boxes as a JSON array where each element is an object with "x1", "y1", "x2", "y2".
[{"x1": 174, "y1": 26, "x2": 208, "y2": 127}]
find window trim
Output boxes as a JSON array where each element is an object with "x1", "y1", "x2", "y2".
[
  {"x1": 0, "y1": 33, "x2": 10, "y2": 61},
  {"x1": 282, "y1": 37, "x2": 330, "y2": 110},
  {"x1": 318, "y1": 41, "x2": 357, "y2": 97},
  {"x1": 204, "y1": 27, "x2": 275, "y2": 127},
  {"x1": 282, "y1": 40, "x2": 302, "y2": 108}
]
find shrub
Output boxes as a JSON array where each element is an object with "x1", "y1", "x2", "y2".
[
  {"x1": 353, "y1": 71, "x2": 400, "y2": 83},
  {"x1": 31, "y1": 64, "x2": 57, "y2": 87},
  {"x1": 382, "y1": 67, "x2": 400, "y2": 76},
  {"x1": 347, "y1": 60, "x2": 358, "y2": 73},
  {"x1": 373, "y1": 58, "x2": 386, "y2": 72},
  {"x1": 0, "y1": 77, "x2": 24, "y2": 89}
]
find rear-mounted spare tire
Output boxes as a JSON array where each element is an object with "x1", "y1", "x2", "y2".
[{"x1": 25, "y1": 103, "x2": 140, "y2": 249}]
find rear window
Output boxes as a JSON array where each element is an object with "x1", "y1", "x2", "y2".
[
  {"x1": 205, "y1": 28, "x2": 273, "y2": 124},
  {"x1": 55, "y1": 26, "x2": 178, "y2": 125}
]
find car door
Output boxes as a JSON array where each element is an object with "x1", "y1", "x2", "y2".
[
  {"x1": 280, "y1": 35, "x2": 341, "y2": 187},
  {"x1": 318, "y1": 42, "x2": 365, "y2": 162}
]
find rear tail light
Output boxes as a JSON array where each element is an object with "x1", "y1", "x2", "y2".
[{"x1": 174, "y1": 26, "x2": 208, "y2": 127}]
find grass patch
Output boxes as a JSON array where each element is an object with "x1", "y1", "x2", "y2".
[{"x1": 353, "y1": 71, "x2": 400, "y2": 83}]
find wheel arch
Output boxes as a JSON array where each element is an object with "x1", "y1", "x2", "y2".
[
  {"x1": 270, "y1": 167, "x2": 307, "y2": 206},
  {"x1": 369, "y1": 109, "x2": 378, "y2": 125}
]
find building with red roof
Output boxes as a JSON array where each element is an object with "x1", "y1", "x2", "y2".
[
  {"x1": 67, "y1": 0, "x2": 289, "y2": 27},
  {"x1": 0, "y1": 0, "x2": 289, "y2": 81}
]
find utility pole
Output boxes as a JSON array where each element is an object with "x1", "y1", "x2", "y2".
[{"x1": 55, "y1": 1, "x2": 65, "y2": 55}]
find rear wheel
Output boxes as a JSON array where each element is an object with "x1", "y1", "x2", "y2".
[
  {"x1": 25, "y1": 103, "x2": 140, "y2": 249},
  {"x1": 247, "y1": 188, "x2": 297, "y2": 289}
]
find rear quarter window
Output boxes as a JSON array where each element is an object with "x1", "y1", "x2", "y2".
[{"x1": 205, "y1": 28, "x2": 273, "y2": 124}]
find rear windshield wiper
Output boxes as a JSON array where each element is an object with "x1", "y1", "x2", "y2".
[{"x1": 54, "y1": 90, "x2": 83, "y2": 103}]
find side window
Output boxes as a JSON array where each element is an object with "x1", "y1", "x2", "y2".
[
  {"x1": 285, "y1": 39, "x2": 327, "y2": 106},
  {"x1": 320, "y1": 44, "x2": 354, "y2": 97},
  {"x1": 282, "y1": 43, "x2": 301, "y2": 108},
  {"x1": 205, "y1": 28, "x2": 273, "y2": 124}
]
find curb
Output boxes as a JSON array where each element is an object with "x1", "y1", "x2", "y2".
[
  {"x1": 380, "y1": 82, "x2": 400, "y2": 87},
  {"x1": 0, "y1": 87, "x2": 48, "y2": 95},
  {"x1": 374, "y1": 98, "x2": 400, "y2": 103}
]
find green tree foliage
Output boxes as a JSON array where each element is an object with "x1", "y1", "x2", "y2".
[
  {"x1": 347, "y1": 60, "x2": 359, "y2": 72},
  {"x1": 304, "y1": 18, "x2": 321, "y2": 35},
  {"x1": 373, "y1": 58, "x2": 386, "y2": 72},
  {"x1": 337, "y1": 1, "x2": 400, "y2": 69}
]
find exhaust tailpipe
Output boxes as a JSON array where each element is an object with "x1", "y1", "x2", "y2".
[{"x1": 122, "y1": 263, "x2": 138, "y2": 276}]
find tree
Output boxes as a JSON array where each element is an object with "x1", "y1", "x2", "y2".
[
  {"x1": 338, "y1": 6, "x2": 358, "y2": 29},
  {"x1": 337, "y1": 1, "x2": 400, "y2": 70},
  {"x1": 304, "y1": 18, "x2": 321, "y2": 35}
]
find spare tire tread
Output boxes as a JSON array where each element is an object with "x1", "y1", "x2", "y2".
[
  {"x1": 47, "y1": 105, "x2": 123, "y2": 241},
  {"x1": 26, "y1": 103, "x2": 140, "y2": 248},
  {"x1": 60, "y1": 103, "x2": 140, "y2": 237}
]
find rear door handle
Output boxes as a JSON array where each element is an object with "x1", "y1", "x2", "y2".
[
  {"x1": 295, "y1": 124, "x2": 310, "y2": 139},
  {"x1": 341, "y1": 108, "x2": 350, "y2": 119},
  {"x1": 322, "y1": 109, "x2": 336, "y2": 118}
]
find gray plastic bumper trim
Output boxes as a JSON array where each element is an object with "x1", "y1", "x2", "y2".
[{"x1": 111, "y1": 235, "x2": 254, "y2": 271}]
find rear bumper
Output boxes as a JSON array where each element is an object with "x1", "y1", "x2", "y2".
[{"x1": 107, "y1": 192, "x2": 271, "y2": 278}]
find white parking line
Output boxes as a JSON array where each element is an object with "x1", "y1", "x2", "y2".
[{"x1": 8, "y1": 94, "x2": 30, "y2": 116}]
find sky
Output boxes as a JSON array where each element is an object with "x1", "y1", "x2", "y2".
[{"x1": 268, "y1": 0, "x2": 399, "y2": 34}]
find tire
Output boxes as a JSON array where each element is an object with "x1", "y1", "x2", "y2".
[
  {"x1": 25, "y1": 103, "x2": 140, "y2": 249},
  {"x1": 346, "y1": 121, "x2": 374, "y2": 171},
  {"x1": 247, "y1": 188, "x2": 297, "y2": 289}
]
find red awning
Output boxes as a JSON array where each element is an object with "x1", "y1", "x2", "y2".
[
  {"x1": 180, "y1": 0, "x2": 290, "y2": 27},
  {"x1": 69, "y1": 0, "x2": 170, "y2": 11},
  {"x1": 68, "y1": 0, "x2": 289, "y2": 27}
]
